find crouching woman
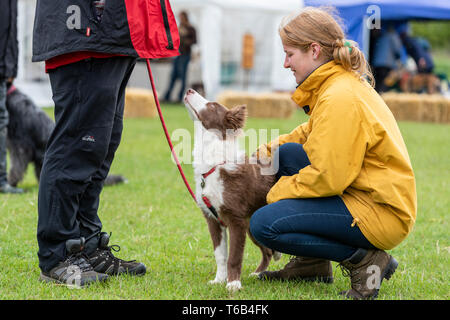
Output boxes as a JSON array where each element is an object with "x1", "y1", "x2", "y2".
[{"x1": 250, "y1": 7, "x2": 417, "y2": 300}]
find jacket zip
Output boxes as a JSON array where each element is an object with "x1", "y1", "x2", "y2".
[{"x1": 159, "y1": 0, "x2": 174, "y2": 50}]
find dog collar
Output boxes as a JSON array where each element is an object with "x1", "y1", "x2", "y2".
[
  {"x1": 7, "y1": 85, "x2": 17, "y2": 96},
  {"x1": 201, "y1": 162, "x2": 226, "y2": 180}
]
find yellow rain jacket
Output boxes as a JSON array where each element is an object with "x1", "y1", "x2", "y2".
[{"x1": 262, "y1": 61, "x2": 417, "y2": 250}]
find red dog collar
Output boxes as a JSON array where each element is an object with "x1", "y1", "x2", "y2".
[
  {"x1": 7, "y1": 84, "x2": 17, "y2": 96},
  {"x1": 201, "y1": 162, "x2": 226, "y2": 179}
]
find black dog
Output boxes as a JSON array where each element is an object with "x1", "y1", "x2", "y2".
[{"x1": 5, "y1": 83, "x2": 127, "y2": 187}]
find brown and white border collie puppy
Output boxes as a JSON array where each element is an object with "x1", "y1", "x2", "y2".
[{"x1": 183, "y1": 88, "x2": 280, "y2": 291}]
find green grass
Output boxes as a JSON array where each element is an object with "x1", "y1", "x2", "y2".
[
  {"x1": 433, "y1": 50, "x2": 450, "y2": 79},
  {"x1": 411, "y1": 21, "x2": 450, "y2": 52},
  {"x1": 0, "y1": 105, "x2": 448, "y2": 300}
]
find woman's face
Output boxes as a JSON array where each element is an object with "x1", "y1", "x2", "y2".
[{"x1": 283, "y1": 43, "x2": 320, "y2": 85}]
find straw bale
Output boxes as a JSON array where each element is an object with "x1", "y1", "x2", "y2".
[
  {"x1": 217, "y1": 91, "x2": 296, "y2": 118},
  {"x1": 124, "y1": 88, "x2": 157, "y2": 118},
  {"x1": 381, "y1": 92, "x2": 450, "y2": 123}
]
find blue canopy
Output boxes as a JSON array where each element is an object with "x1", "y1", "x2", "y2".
[{"x1": 304, "y1": 0, "x2": 450, "y2": 55}]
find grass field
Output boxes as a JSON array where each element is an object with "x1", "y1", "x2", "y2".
[
  {"x1": 0, "y1": 105, "x2": 448, "y2": 300},
  {"x1": 433, "y1": 50, "x2": 450, "y2": 80}
]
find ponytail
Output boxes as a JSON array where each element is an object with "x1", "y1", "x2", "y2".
[{"x1": 333, "y1": 39, "x2": 375, "y2": 87}]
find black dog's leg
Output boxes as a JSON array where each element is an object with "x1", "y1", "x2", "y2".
[
  {"x1": 7, "y1": 143, "x2": 31, "y2": 187},
  {"x1": 34, "y1": 157, "x2": 43, "y2": 183}
]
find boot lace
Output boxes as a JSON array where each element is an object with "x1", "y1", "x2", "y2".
[
  {"x1": 285, "y1": 255, "x2": 302, "y2": 268},
  {"x1": 66, "y1": 252, "x2": 93, "y2": 272},
  {"x1": 337, "y1": 263, "x2": 362, "y2": 288},
  {"x1": 100, "y1": 241, "x2": 136, "y2": 264}
]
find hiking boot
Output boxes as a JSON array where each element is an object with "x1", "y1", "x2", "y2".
[
  {"x1": 39, "y1": 238, "x2": 108, "y2": 287},
  {"x1": 87, "y1": 232, "x2": 147, "y2": 276},
  {"x1": 258, "y1": 256, "x2": 333, "y2": 283},
  {"x1": 0, "y1": 183, "x2": 23, "y2": 194},
  {"x1": 338, "y1": 248, "x2": 398, "y2": 300}
]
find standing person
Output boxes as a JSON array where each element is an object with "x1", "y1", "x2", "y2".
[
  {"x1": 33, "y1": 0, "x2": 179, "y2": 286},
  {"x1": 401, "y1": 35, "x2": 435, "y2": 74},
  {"x1": 0, "y1": 0, "x2": 23, "y2": 194},
  {"x1": 164, "y1": 11, "x2": 197, "y2": 103},
  {"x1": 249, "y1": 7, "x2": 416, "y2": 300},
  {"x1": 371, "y1": 26, "x2": 403, "y2": 92}
]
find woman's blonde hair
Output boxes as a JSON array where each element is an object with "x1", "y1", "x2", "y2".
[{"x1": 279, "y1": 6, "x2": 375, "y2": 87}]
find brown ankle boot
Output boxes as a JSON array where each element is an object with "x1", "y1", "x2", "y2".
[
  {"x1": 338, "y1": 248, "x2": 398, "y2": 300},
  {"x1": 258, "y1": 256, "x2": 333, "y2": 283}
]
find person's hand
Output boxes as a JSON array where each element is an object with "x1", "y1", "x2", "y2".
[
  {"x1": 251, "y1": 144, "x2": 270, "y2": 162},
  {"x1": 418, "y1": 57, "x2": 427, "y2": 70},
  {"x1": 6, "y1": 77, "x2": 14, "y2": 85}
]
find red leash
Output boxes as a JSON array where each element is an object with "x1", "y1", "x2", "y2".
[{"x1": 145, "y1": 59, "x2": 197, "y2": 202}]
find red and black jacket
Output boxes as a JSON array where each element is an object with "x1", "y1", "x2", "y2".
[{"x1": 32, "y1": 0, "x2": 180, "y2": 62}]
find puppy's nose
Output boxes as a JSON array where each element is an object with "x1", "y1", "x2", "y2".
[{"x1": 186, "y1": 88, "x2": 195, "y2": 95}]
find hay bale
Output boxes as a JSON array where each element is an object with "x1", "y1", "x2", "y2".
[
  {"x1": 438, "y1": 97, "x2": 450, "y2": 123},
  {"x1": 124, "y1": 88, "x2": 157, "y2": 118},
  {"x1": 381, "y1": 92, "x2": 450, "y2": 123},
  {"x1": 216, "y1": 91, "x2": 296, "y2": 118}
]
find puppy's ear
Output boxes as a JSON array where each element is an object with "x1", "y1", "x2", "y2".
[{"x1": 225, "y1": 105, "x2": 247, "y2": 130}]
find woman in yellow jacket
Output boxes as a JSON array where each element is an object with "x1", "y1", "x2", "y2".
[{"x1": 249, "y1": 7, "x2": 417, "y2": 300}]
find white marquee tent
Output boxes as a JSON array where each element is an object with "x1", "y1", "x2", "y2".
[
  {"x1": 15, "y1": 0, "x2": 53, "y2": 107},
  {"x1": 168, "y1": 0, "x2": 303, "y2": 99}
]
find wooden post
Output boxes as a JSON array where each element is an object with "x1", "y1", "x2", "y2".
[{"x1": 242, "y1": 33, "x2": 254, "y2": 90}]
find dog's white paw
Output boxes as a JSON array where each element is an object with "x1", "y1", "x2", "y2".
[
  {"x1": 226, "y1": 280, "x2": 242, "y2": 292},
  {"x1": 249, "y1": 272, "x2": 260, "y2": 277},
  {"x1": 208, "y1": 278, "x2": 226, "y2": 285},
  {"x1": 273, "y1": 251, "x2": 282, "y2": 261}
]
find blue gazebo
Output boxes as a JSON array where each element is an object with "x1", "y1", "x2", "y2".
[{"x1": 304, "y1": 0, "x2": 450, "y2": 57}]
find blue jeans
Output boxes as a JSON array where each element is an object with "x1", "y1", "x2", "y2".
[
  {"x1": 250, "y1": 143, "x2": 375, "y2": 262},
  {"x1": 164, "y1": 54, "x2": 191, "y2": 102}
]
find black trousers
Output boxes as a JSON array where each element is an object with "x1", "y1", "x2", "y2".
[
  {"x1": 37, "y1": 57, "x2": 137, "y2": 272},
  {"x1": 374, "y1": 67, "x2": 391, "y2": 93}
]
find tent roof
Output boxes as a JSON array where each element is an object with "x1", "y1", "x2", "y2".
[
  {"x1": 304, "y1": 0, "x2": 450, "y2": 20},
  {"x1": 304, "y1": 0, "x2": 450, "y2": 55}
]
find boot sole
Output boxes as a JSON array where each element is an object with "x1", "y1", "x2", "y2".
[
  {"x1": 382, "y1": 256, "x2": 398, "y2": 281},
  {"x1": 40, "y1": 273, "x2": 65, "y2": 285},
  {"x1": 39, "y1": 272, "x2": 108, "y2": 287},
  {"x1": 118, "y1": 263, "x2": 147, "y2": 276},
  {"x1": 299, "y1": 276, "x2": 334, "y2": 284},
  {"x1": 99, "y1": 262, "x2": 147, "y2": 276},
  {"x1": 259, "y1": 273, "x2": 334, "y2": 284}
]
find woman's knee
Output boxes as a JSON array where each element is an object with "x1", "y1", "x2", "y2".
[{"x1": 250, "y1": 207, "x2": 277, "y2": 247}]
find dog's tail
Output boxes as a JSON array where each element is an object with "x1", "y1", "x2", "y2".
[
  {"x1": 273, "y1": 250, "x2": 282, "y2": 261},
  {"x1": 104, "y1": 174, "x2": 128, "y2": 186}
]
